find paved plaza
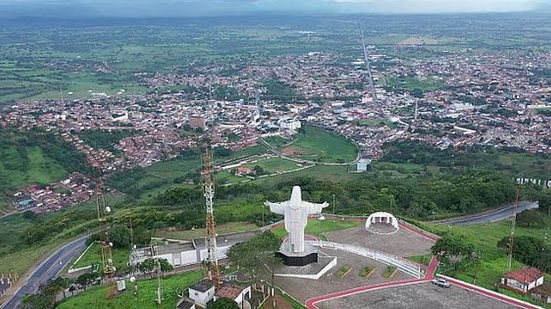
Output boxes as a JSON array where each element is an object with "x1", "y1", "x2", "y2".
[{"x1": 316, "y1": 282, "x2": 518, "y2": 309}]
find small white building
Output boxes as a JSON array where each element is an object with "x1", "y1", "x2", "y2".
[
  {"x1": 131, "y1": 231, "x2": 259, "y2": 268},
  {"x1": 366, "y1": 212, "x2": 399, "y2": 229},
  {"x1": 278, "y1": 118, "x2": 301, "y2": 131},
  {"x1": 356, "y1": 158, "x2": 372, "y2": 172},
  {"x1": 188, "y1": 279, "x2": 215, "y2": 307},
  {"x1": 500, "y1": 267, "x2": 544, "y2": 293}
]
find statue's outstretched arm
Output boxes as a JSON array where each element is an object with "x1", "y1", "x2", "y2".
[
  {"x1": 303, "y1": 201, "x2": 329, "y2": 214},
  {"x1": 264, "y1": 201, "x2": 288, "y2": 215}
]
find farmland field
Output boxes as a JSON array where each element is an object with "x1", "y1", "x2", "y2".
[{"x1": 280, "y1": 125, "x2": 358, "y2": 163}]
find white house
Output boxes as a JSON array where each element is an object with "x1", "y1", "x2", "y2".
[
  {"x1": 188, "y1": 279, "x2": 215, "y2": 307},
  {"x1": 500, "y1": 267, "x2": 544, "y2": 293}
]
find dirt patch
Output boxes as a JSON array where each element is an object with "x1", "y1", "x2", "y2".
[{"x1": 281, "y1": 146, "x2": 307, "y2": 156}]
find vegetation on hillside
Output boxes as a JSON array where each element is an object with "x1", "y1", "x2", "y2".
[{"x1": 78, "y1": 129, "x2": 135, "y2": 154}]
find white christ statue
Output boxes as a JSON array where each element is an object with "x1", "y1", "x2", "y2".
[{"x1": 265, "y1": 186, "x2": 328, "y2": 253}]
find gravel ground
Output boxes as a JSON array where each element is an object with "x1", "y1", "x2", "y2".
[
  {"x1": 326, "y1": 225, "x2": 434, "y2": 257},
  {"x1": 274, "y1": 250, "x2": 412, "y2": 302},
  {"x1": 316, "y1": 282, "x2": 518, "y2": 309}
]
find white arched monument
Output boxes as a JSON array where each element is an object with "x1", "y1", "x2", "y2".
[{"x1": 365, "y1": 212, "x2": 399, "y2": 235}]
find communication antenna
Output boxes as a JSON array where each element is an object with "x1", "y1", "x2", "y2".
[
  {"x1": 507, "y1": 190, "x2": 519, "y2": 272},
  {"x1": 201, "y1": 146, "x2": 221, "y2": 287}
]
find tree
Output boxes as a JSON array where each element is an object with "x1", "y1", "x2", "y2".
[
  {"x1": 253, "y1": 165, "x2": 264, "y2": 175},
  {"x1": 137, "y1": 258, "x2": 173, "y2": 278},
  {"x1": 497, "y1": 235, "x2": 549, "y2": 271},
  {"x1": 207, "y1": 297, "x2": 239, "y2": 309},
  {"x1": 516, "y1": 210, "x2": 546, "y2": 228},
  {"x1": 431, "y1": 234, "x2": 476, "y2": 266},
  {"x1": 227, "y1": 232, "x2": 282, "y2": 281}
]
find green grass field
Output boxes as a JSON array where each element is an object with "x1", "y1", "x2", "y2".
[
  {"x1": 0, "y1": 194, "x2": 125, "y2": 275},
  {"x1": 154, "y1": 222, "x2": 259, "y2": 240},
  {"x1": 0, "y1": 146, "x2": 68, "y2": 188},
  {"x1": 244, "y1": 157, "x2": 301, "y2": 174},
  {"x1": 215, "y1": 157, "x2": 304, "y2": 185},
  {"x1": 108, "y1": 156, "x2": 200, "y2": 201},
  {"x1": 57, "y1": 270, "x2": 203, "y2": 309},
  {"x1": 425, "y1": 219, "x2": 551, "y2": 307},
  {"x1": 72, "y1": 242, "x2": 130, "y2": 272},
  {"x1": 280, "y1": 125, "x2": 357, "y2": 163}
]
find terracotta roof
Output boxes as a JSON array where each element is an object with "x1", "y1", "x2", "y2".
[
  {"x1": 502, "y1": 267, "x2": 544, "y2": 283},
  {"x1": 215, "y1": 285, "x2": 244, "y2": 299}
]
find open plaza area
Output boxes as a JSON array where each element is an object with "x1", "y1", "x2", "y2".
[{"x1": 315, "y1": 282, "x2": 518, "y2": 309}]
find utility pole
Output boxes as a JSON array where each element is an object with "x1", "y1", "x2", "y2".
[
  {"x1": 332, "y1": 194, "x2": 336, "y2": 214},
  {"x1": 156, "y1": 259, "x2": 163, "y2": 305},
  {"x1": 507, "y1": 190, "x2": 519, "y2": 272}
]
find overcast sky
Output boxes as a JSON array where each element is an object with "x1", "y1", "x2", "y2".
[{"x1": 0, "y1": 0, "x2": 549, "y2": 17}]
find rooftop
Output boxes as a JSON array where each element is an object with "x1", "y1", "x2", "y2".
[
  {"x1": 189, "y1": 279, "x2": 214, "y2": 293},
  {"x1": 215, "y1": 284, "x2": 245, "y2": 299},
  {"x1": 502, "y1": 267, "x2": 544, "y2": 283}
]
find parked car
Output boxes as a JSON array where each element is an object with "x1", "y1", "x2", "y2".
[{"x1": 431, "y1": 278, "x2": 450, "y2": 288}]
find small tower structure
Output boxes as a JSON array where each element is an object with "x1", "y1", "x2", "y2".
[{"x1": 201, "y1": 147, "x2": 221, "y2": 287}]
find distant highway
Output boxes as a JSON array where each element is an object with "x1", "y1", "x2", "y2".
[
  {"x1": 1, "y1": 236, "x2": 87, "y2": 309},
  {"x1": 434, "y1": 201, "x2": 539, "y2": 225}
]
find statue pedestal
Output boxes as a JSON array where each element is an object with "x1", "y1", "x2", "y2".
[{"x1": 276, "y1": 251, "x2": 318, "y2": 266}]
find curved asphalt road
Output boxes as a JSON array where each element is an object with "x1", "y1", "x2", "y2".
[
  {"x1": 1, "y1": 236, "x2": 87, "y2": 309},
  {"x1": 434, "y1": 201, "x2": 539, "y2": 225}
]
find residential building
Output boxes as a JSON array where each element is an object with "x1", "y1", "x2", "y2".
[
  {"x1": 500, "y1": 267, "x2": 544, "y2": 293},
  {"x1": 188, "y1": 279, "x2": 215, "y2": 307}
]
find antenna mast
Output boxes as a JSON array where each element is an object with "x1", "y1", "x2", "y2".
[
  {"x1": 202, "y1": 147, "x2": 220, "y2": 287},
  {"x1": 96, "y1": 182, "x2": 116, "y2": 300}
]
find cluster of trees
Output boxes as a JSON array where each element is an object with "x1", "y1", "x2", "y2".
[
  {"x1": 431, "y1": 234, "x2": 477, "y2": 269},
  {"x1": 77, "y1": 129, "x2": 134, "y2": 154},
  {"x1": 382, "y1": 140, "x2": 550, "y2": 178},
  {"x1": 87, "y1": 223, "x2": 152, "y2": 248},
  {"x1": 136, "y1": 258, "x2": 173, "y2": 278},
  {"x1": 262, "y1": 79, "x2": 303, "y2": 103},
  {"x1": 21, "y1": 277, "x2": 72, "y2": 309},
  {"x1": 0, "y1": 127, "x2": 91, "y2": 192},
  {"x1": 227, "y1": 232, "x2": 282, "y2": 281},
  {"x1": 207, "y1": 298, "x2": 239, "y2": 309},
  {"x1": 212, "y1": 85, "x2": 243, "y2": 101},
  {"x1": 497, "y1": 235, "x2": 551, "y2": 273}
]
